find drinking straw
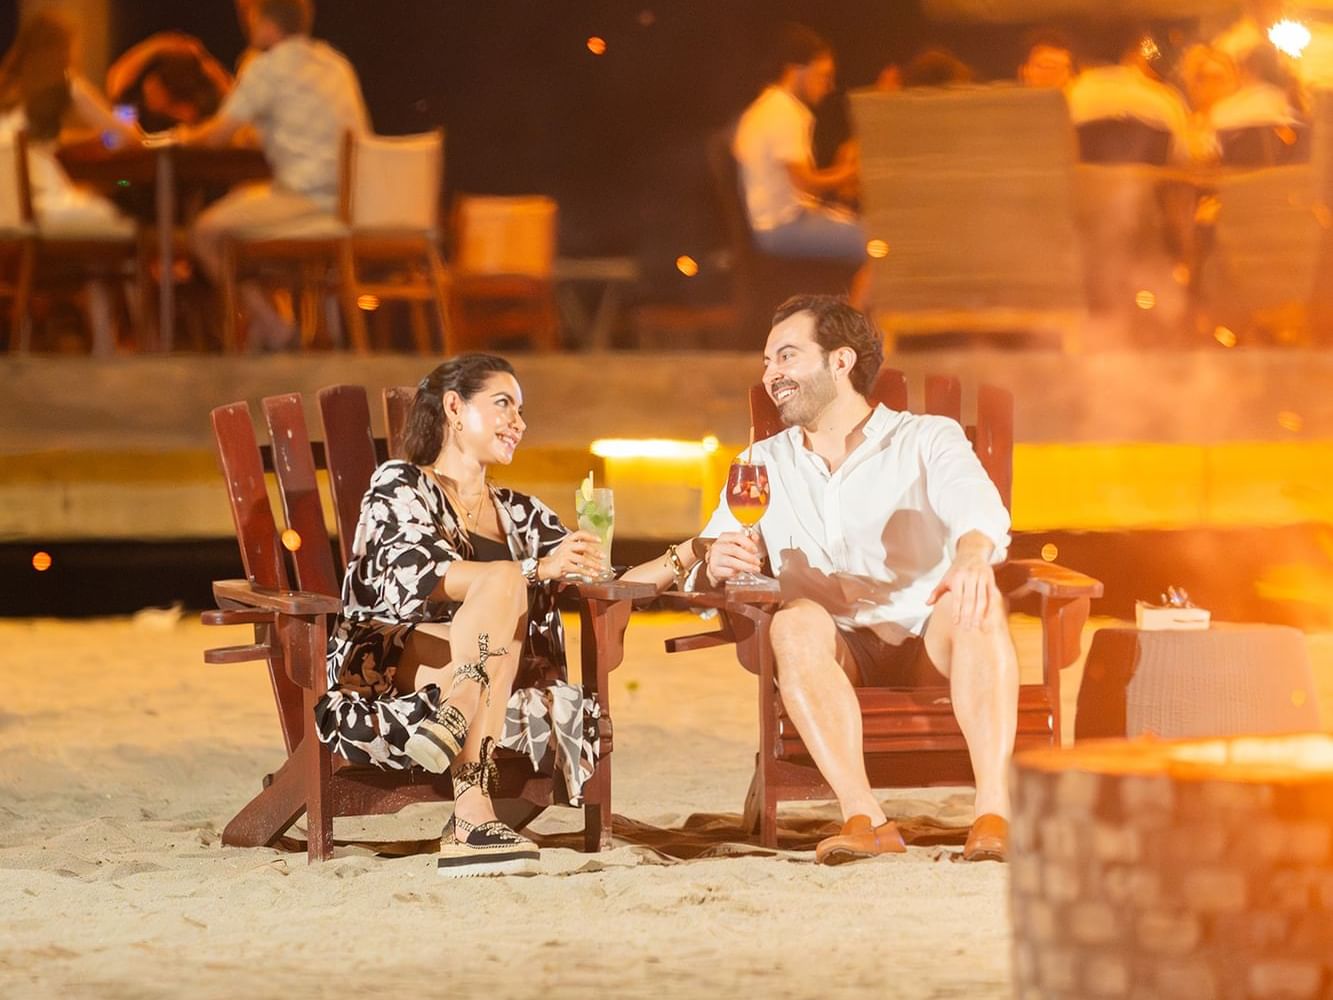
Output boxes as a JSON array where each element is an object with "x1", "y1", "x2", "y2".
[{"x1": 745, "y1": 425, "x2": 755, "y2": 463}]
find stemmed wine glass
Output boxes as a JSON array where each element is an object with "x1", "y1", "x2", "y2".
[{"x1": 726, "y1": 457, "x2": 770, "y2": 585}]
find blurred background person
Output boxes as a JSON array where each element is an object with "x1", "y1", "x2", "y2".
[
  {"x1": 1067, "y1": 27, "x2": 1197, "y2": 163},
  {"x1": 733, "y1": 23, "x2": 866, "y2": 301},
  {"x1": 106, "y1": 32, "x2": 232, "y2": 132},
  {"x1": 1213, "y1": 0, "x2": 1286, "y2": 64},
  {"x1": 1018, "y1": 28, "x2": 1076, "y2": 90},
  {"x1": 178, "y1": 0, "x2": 369, "y2": 351},
  {"x1": 900, "y1": 46, "x2": 975, "y2": 88}
]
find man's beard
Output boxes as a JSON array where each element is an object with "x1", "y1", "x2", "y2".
[{"x1": 774, "y1": 365, "x2": 837, "y2": 428}]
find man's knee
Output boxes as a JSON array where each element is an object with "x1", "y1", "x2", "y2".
[{"x1": 770, "y1": 599, "x2": 839, "y2": 683}]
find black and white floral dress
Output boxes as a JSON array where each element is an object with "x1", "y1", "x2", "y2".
[{"x1": 313, "y1": 460, "x2": 600, "y2": 800}]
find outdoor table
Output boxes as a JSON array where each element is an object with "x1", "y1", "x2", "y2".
[
  {"x1": 553, "y1": 255, "x2": 640, "y2": 350},
  {"x1": 58, "y1": 140, "x2": 271, "y2": 351},
  {"x1": 1074, "y1": 623, "x2": 1321, "y2": 741}
]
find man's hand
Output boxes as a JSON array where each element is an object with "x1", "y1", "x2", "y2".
[
  {"x1": 926, "y1": 531, "x2": 998, "y2": 630},
  {"x1": 704, "y1": 530, "x2": 763, "y2": 587}
]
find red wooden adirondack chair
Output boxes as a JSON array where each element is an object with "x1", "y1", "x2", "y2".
[
  {"x1": 203, "y1": 383, "x2": 652, "y2": 862},
  {"x1": 662, "y1": 369, "x2": 1103, "y2": 848}
]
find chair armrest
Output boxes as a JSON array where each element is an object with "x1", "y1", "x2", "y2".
[
  {"x1": 564, "y1": 579, "x2": 659, "y2": 603},
  {"x1": 201, "y1": 608, "x2": 275, "y2": 627},
  {"x1": 657, "y1": 581, "x2": 783, "y2": 613},
  {"x1": 212, "y1": 579, "x2": 341, "y2": 616},
  {"x1": 998, "y1": 560, "x2": 1104, "y2": 601}
]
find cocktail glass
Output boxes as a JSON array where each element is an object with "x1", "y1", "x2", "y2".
[
  {"x1": 726, "y1": 459, "x2": 770, "y2": 585},
  {"x1": 573, "y1": 487, "x2": 615, "y2": 581}
]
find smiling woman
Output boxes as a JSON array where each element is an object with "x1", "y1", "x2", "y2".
[{"x1": 314, "y1": 352, "x2": 704, "y2": 876}]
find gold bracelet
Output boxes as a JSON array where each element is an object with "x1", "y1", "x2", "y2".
[{"x1": 665, "y1": 543, "x2": 687, "y2": 587}]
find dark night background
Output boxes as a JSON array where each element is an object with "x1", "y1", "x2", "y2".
[{"x1": 75, "y1": 1, "x2": 1052, "y2": 302}]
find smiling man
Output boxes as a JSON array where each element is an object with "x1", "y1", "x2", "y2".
[{"x1": 695, "y1": 294, "x2": 1018, "y2": 864}]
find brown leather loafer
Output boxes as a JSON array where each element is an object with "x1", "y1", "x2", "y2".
[
  {"x1": 815, "y1": 815, "x2": 907, "y2": 865},
  {"x1": 963, "y1": 813, "x2": 1009, "y2": 862}
]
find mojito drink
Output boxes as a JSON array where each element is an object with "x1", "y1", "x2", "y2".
[{"x1": 573, "y1": 486, "x2": 614, "y2": 581}]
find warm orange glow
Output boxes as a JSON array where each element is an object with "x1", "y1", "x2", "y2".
[
  {"x1": 281, "y1": 529, "x2": 303, "y2": 552},
  {"x1": 31, "y1": 550, "x2": 52, "y2": 572},
  {"x1": 1171, "y1": 264, "x2": 1190, "y2": 286},
  {"x1": 1292, "y1": 689, "x2": 1308, "y2": 707},
  {"x1": 1134, "y1": 290, "x2": 1156, "y2": 310},
  {"x1": 1040, "y1": 543, "x2": 1059, "y2": 562},
  {"x1": 1213, "y1": 326, "x2": 1237, "y2": 348},
  {"x1": 1278, "y1": 411, "x2": 1304, "y2": 433},
  {"x1": 586, "y1": 36, "x2": 607, "y2": 55},
  {"x1": 866, "y1": 239, "x2": 890, "y2": 258},
  {"x1": 357, "y1": 294, "x2": 380, "y2": 311},
  {"x1": 675, "y1": 255, "x2": 699, "y2": 277}
]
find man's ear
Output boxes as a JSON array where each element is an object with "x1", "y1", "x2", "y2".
[{"x1": 832, "y1": 346, "x2": 858, "y2": 380}]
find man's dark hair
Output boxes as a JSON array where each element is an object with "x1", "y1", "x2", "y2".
[
  {"x1": 403, "y1": 353, "x2": 517, "y2": 465},
  {"x1": 257, "y1": 0, "x2": 313, "y2": 36},
  {"x1": 1022, "y1": 26, "x2": 1077, "y2": 67},
  {"x1": 901, "y1": 47, "x2": 975, "y2": 87},
  {"x1": 773, "y1": 23, "x2": 831, "y2": 77},
  {"x1": 771, "y1": 295, "x2": 884, "y2": 398}
]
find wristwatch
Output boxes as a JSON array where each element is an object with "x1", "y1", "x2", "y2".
[{"x1": 520, "y1": 556, "x2": 540, "y2": 586}]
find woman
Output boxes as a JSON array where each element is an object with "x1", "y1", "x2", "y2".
[{"x1": 315, "y1": 354, "x2": 701, "y2": 876}]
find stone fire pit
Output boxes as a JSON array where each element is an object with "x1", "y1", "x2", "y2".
[{"x1": 1010, "y1": 734, "x2": 1333, "y2": 999}]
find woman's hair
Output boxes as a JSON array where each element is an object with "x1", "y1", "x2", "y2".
[
  {"x1": 402, "y1": 353, "x2": 517, "y2": 465},
  {"x1": 0, "y1": 10, "x2": 75, "y2": 114},
  {"x1": 771, "y1": 294, "x2": 884, "y2": 397}
]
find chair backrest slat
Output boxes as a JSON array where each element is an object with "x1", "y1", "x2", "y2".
[
  {"x1": 210, "y1": 402, "x2": 289, "y2": 591},
  {"x1": 318, "y1": 385, "x2": 380, "y2": 571},
  {"x1": 345, "y1": 129, "x2": 445, "y2": 232},
  {"x1": 872, "y1": 368, "x2": 908, "y2": 411},
  {"x1": 975, "y1": 383, "x2": 1014, "y2": 512},
  {"x1": 262, "y1": 394, "x2": 339, "y2": 597},
  {"x1": 924, "y1": 374, "x2": 961, "y2": 421},
  {"x1": 383, "y1": 385, "x2": 416, "y2": 460}
]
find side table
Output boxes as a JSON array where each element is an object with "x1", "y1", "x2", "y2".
[{"x1": 1075, "y1": 623, "x2": 1321, "y2": 741}]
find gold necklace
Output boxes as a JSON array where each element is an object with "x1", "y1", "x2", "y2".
[{"x1": 432, "y1": 468, "x2": 487, "y2": 525}]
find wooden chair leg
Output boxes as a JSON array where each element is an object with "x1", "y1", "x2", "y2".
[
  {"x1": 536, "y1": 286, "x2": 560, "y2": 350},
  {"x1": 425, "y1": 243, "x2": 452, "y2": 354},
  {"x1": 337, "y1": 241, "x2": 369, "y2": 354},
  {"x1": 408, "y1": 300, "x2": 431, "y2": 355},
  {"x1": 9, "y1": 240, "x2": 36, "y2": 354},
  {"x1": 220, "y1": 238, "x2": 240, "y2": 352},
  {"x1": 220, "y1": 739, "x2": 313, "y2": 849},
  {"x1": 304, "y1": 695, "x2": 333, "y2": 863},
  {"x1": 298, "y1": 262, "x2": 321, "y2": 350},
  {"x1": 741, "y1": 761, "x2": 763, "y2": 835}
]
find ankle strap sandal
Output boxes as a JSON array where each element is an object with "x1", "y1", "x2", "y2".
[
  {"x1": 450, "y1": 633, "x2": 508, "y2": 707},
  {"x1": 450, "y1": 735, "x2": 499, "y2": 798}
]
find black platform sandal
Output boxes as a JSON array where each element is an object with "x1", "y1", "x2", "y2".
[
  {"x1": 436, "y1": 737, "x2": 538, "y2": 877},
  {"x1": 403, "y1": 634, "x2": 506, "y2": 773}
]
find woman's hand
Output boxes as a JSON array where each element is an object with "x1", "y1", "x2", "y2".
[
  {"x1": 537, "y1": 530, "x2": 605, "y2": 582},
  {"x1": 704, "y1": 529, "x2": 763, "y2": 587}
]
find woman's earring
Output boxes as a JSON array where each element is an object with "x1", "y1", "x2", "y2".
[{"x1": 454, "y1": 420, "x2": 463, "y2": 432}]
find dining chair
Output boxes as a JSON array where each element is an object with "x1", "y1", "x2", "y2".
[
  {"x1": 0, "y1": 129, "x2": 143, "y2": 354},
  {"x1": 447, "y1": 194, "x2": 560, "y2": 351},
  {"x1": 339, "y1": 129, "x2": 451, "y2": 354}
]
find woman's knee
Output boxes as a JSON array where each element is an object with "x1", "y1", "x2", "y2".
[{"x1": 466, "y1": 560, "x2": 528, "y2": 610}]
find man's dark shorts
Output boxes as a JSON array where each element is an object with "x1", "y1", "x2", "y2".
[{"x1": 837, "y1": 620, "x2": 936, "y2": 687}]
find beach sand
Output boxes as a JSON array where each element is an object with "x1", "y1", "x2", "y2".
[{"x1": 1, "y1": 612, "x2": 1328, "y2": 1000}]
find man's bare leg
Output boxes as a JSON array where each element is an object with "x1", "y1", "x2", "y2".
[
  {"x1": 921, "y1": 590, "x2": 1019, "y2": 819},
  {"x1": 769, "y1": 598, "x2": 886, "y2": 826}
]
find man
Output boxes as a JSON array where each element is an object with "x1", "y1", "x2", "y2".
[
  {"x1": 733, "y1": 24, "x2": 866, "y2": 300},
  {"x1": 1066, "y1": 27, "x2": 1197, "y2": 163},
  {"x1": 1018, "y1": 29, "x2": 1076, "y2": 90},
  {"x1": 697, "y1": 295, "x2": 1017, "y2": 864},
  {"x1": 179, "y1": 0, "x2": 369, "y2": 349}
]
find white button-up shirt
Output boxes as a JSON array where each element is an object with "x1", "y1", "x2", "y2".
[
  {"x1": 696, "y1": 405, "x2": 1012, "y2": 635},
  {"x1": 733, "y1": 86, "x2": 821, "y2": 231}
]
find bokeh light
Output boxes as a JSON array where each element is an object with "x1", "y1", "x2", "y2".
[
  {"x1": 1277, "y1": 411, "x2": 1304, "y2": 433},
  {"x1": 281, "y1": 529, "x2": 303, "y2": 552},
  {"x1": 1269, "y1": 19, "x2": 1312, "y2": 58},
  {"x1": 866, "y1": 239, "x2": 890, "y2": 258},
  {"x1": 1213, "y1": 326, "x2": 1237, "y2": 348},
  {"x1": 1040, "y1": 543, "x2": 1059, "y2": 562},
  {"x1": 586, "y1": 36, "x2": 607, "y2": 55},
  {"x1": 1135, "y1": 290, "x2": 1156, "y2": 310},
  {"x1": 357, "y1": 294, "x2": 380, "y2": 311},
  {"x1": 1171, "y1": 264, "x2": 1190, "y2": 286},
  {"x1": 32, "y1": 550, "x2": 52, "y2": 572},
  {"x1": 675, "y1": 255, "x2": 699, "y2": 277}
]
